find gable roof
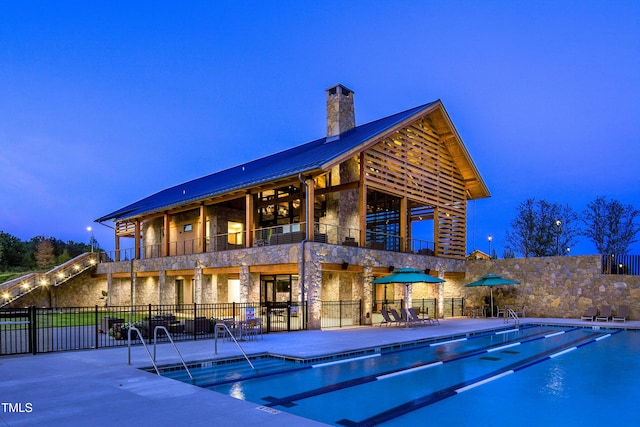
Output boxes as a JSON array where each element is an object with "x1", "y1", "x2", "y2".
[{"x1": 96, "y1": 100, "x2": 489, "y2": 223}]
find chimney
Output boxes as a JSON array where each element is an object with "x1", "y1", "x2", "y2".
[{"x1": 326, "y1": 84, "x2": 355, "y2": 138}]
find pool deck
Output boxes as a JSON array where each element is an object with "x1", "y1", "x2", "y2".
[{"x1": 1, "y1": 317, "x2": 638, "y2": 426}]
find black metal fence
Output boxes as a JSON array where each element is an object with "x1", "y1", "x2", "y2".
[
  {"x1": 602, "y1": 254, "x2": 640, "y2": 276},
  {"x1": 0, "y1": 302, "x2": 309, "y2": 356},
  {"x1": 321, "y1": 300, "x2": 363, "y2": 328}
]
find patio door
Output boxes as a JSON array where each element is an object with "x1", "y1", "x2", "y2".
[{"x1": 261, "y1": 275, "x2": 295, "y2": 332}]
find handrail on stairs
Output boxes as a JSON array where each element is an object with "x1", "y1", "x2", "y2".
[
  {"x1": 126, "y1": 326, "x2": 193, "y2": 381},
  {"x1": 505, "y1": 308, "x2": 520, "y2": 325},
  {"x1": 214, "y1": 322, "x2": 257, "y2": 373}
]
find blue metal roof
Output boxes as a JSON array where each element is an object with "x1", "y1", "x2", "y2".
[{"x1": 96, "y1": 102, "x2": 437, "y2": 222}]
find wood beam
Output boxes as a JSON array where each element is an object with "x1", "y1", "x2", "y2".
[
  {"x1": 203, "y1": 266, "x2": 241, "y2": 275},
  {"x1": 249, "y1": 263, "x2": 298, "y2": 274},
  {"x1": 245, "y1": 193, "x2": 254, "y2": 248},
  {"x1": 321, "y1": 263, "x2": 363, "y2": 273},
  {"x1": 200, "y1": 204, "x2": 206, "y2": 253},
  {"x1": 305, "y1": 177, "x2": 315, "y2": 241}
]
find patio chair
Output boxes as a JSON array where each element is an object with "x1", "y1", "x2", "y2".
[
  {"x1": 496, "y1": 306, "x2": 507, "y2": 318},
  {"x1": 379, "y1": 309, "x2": 396, "y2": 327},
  {"x1": 243, "y1": 318, "x2": 263, "y2": 340},
  {"x1": 401, "y1": 309, "x2": 424, "y2": 326},
  {"x1": 408, "y1": 308, "x2": 430, "y2": 326},
  {"x1": 596, "y1": 306, "x2": 612, "y2": 322},
  {"x1": 515, "y1": 306, "x2": 527, "y2": 318},
  {"x1": 612, "y1": 305, "x2": 630, "y2": 322},
  {"x1": 390, "y1": 309, "x2": 409, "y2": 326},
  {"x1": 581, "y1": 306, "x2": 597, "y2": 321}
]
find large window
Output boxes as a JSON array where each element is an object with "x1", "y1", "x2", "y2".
[{"x1": 366, "y1": 190, "x2": 401, "y2": 251}]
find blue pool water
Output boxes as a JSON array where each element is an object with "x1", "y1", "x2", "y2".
[{"x1": 157, "y1": 325, "x2": 640, "y2": 426}]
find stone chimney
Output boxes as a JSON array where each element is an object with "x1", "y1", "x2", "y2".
[{"x1": 326, "y1": 84, "x2": 355, "y2": 138}]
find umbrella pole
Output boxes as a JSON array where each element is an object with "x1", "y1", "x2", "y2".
[{"x1": 490, "y1": 288, "x2": 494, "y2": 318}]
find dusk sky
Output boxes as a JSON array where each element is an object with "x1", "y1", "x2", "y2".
[{"x1": 1, "y1": 1, "x2": 638, "y2": 256}]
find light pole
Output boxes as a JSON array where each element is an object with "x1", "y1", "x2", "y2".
[
  {"x1": 555, "y1": 220, "x2": 562, "y2": 256},
  {"x1": 87, "y1": 226, "x2": 94, "y2": 252},
  {"x1": 488, "y1": 235, "x2": 493, "y2": 257}
]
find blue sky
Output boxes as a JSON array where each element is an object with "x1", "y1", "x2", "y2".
[{"x1": 1, "y1": 1, "x2": 638, "y2": 256}]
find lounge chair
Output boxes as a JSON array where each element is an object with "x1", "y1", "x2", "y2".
[
  {"x1": 612, "y1": 305, "x2": 630, "y2": 322},
  {"x1": 379, "y1": 309, "x2": 396, "y2": 327},
  {"x1": 390, "y1": 309, "x2": 409, "y2": 326},
  {"x1": 409, "y1": 307, "x2": 439, "y2": 325},
  {"x1": 401, "y1": 308, "x2": 425, "y2": 326},
  {"x1": 581, "y1": 306, "x2": 597, "y2": 321},
  {"x1": 596, "y1": 306, "x2": 612, "y2": 322}
]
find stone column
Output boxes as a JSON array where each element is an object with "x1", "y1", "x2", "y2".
[
  {"x1": 158, "y1": 269, "x2": 166, "y2": 305},
  {"x1": 239, "y1": 265, "x2": 251, "y2": 303},
  {"x1": 193, "y1": 267, "x2": 203, "y2": 304},
  {"x1": 362, "y1": 266, "x2": 374, "y2": 325}
]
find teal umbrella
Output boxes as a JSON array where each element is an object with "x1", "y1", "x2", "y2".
[
  {"x1": 465, "y1": 274, "x2": 520, "y2": 317},
  {"x1": 372, "y1": 268, "x2": 445, "y2": 327}
]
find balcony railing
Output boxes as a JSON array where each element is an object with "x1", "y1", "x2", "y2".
[{"x1": 101, "y1": 221, "x2": 435, "y2": 262}]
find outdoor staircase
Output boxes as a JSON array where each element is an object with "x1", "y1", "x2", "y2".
[{"x1": 0, "y1": 252, "x2": 98, "y2": 308}]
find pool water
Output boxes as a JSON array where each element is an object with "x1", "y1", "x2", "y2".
[{"x1": 156, "y1": 325, "x2": 640, "y2": 426}]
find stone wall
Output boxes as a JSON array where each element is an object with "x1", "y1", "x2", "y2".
[
  {"x1": 25, "y1": 249, "x2": 639, "y2": 324},
  {"x1": 457, "y1": 255, "x2": 640, "y2": 320}
]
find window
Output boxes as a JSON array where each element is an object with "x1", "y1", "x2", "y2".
[{"x1": 183, "y1": 224, "x2": 193, "y2": 232}]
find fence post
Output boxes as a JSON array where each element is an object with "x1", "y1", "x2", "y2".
[
  {"x1": 29, "y1": 306, "x2": 37, "y2": 355},
  {"x1": 193, "y1": 303, "x2": 198, "y2": 341},
  {"x1": 94, "y1": 305, "x2": 99, "y2": 350}
]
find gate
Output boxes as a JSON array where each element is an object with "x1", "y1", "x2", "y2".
[{"x1": 263, "y1": 301, "x2": 306, "y2": 333}]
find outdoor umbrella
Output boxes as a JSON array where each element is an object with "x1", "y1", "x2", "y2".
[
  {"x1": 372, "y1": 267, "x2": 445, "y2": 327},
  {"x1": 464, "y1": 274, "x2": 520, "y2": 317}
]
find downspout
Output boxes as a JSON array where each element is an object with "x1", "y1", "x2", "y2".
[{"x1": 298, "y1": 173, "x2": 308, "y2": 328}]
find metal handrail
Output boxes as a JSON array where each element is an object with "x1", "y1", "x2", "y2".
[
  {"x1": 127, "y1": 326, "x2": 160, "y2": 375},
  {"x1": 214, "y1": 323, "x2": 257, "y2": 372},
  {"x1": 505, "y1": 308, "x2": 520, "y2": 325},
  {"x1": 152, "y1": 326, "x2": 193, "y2": 381}
]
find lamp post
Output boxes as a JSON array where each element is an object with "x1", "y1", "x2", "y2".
[
  {"x1": 555, "y1": 220, "x2": 562, "y2": 256},
  {"x1": 488, "y1": 235, "x2": 493, "y2": 257},
  {"x1": 87, "y1": 226, "x2": 94, "y2": 252}
]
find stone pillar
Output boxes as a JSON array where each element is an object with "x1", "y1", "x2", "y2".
[
  {"x1": 239, "y1": 265, "x2": 251, "y2": 303},
  {"x1": 362, "y1": 266, "x2": 374, "y2": 325},
  {"x1": 106, "y1": 273, "x2": 113, "y2": 306},
  {"x1": 193, "y1": 267, "x2": 203, "y2": 304},
  {"x1": 158, "y1": 269, "x2": 166, "y2": 305},
  {"x1": 305, "y1": 258, "x2": 323, "y2": 330}
]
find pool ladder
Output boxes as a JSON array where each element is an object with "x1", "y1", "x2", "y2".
[
  {"x1": 505, "y1": 308, "x2": 520, "y2": 325},
  {"x1": 127, "y1": 326, "x2": 193, "y2": 381},
  {"x1": 214, "y1": 323, "x2": 257, "y2": 373}
]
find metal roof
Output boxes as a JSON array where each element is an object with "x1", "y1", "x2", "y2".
[{"x1": 96, "y1": 101, "x2": 454, "y2": 222}]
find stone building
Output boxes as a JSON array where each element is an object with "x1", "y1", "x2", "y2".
[{"x1": 92, "y1": 84, "x2": 490, "y2": 329}]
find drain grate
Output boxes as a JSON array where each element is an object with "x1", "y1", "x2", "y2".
[{"x1": 479, "y1": 356, "x2": 500, "y2": 361}]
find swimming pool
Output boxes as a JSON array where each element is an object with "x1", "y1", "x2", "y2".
[{"x1": 155, "y1": 324, "x2": 640, "y2": 426}]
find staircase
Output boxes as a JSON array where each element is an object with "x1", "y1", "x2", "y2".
[{"x1": 0, "y1": 253, "x2": 98, "y2": 308}]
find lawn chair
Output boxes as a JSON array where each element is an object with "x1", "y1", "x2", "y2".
[
  {"x1": 596, "y1": 306, "x2": 612, "y2": 322},
  {"x1": 612, "y1": 305, "x2": 630, "y2": 322},
  {"x1": 580, "y1": 306, "x2": 597, "y2": 321},
  {"x1": 379, "y1": 309, "x2": 397, "y2": 327}
]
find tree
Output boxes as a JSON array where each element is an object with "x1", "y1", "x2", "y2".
[
  {"x1": 582, "y1": 196, "x2": 640, "y2": 255},
  {"x1": 34, "y1": 238, "x2": 56, "y2": 270},
  {"x1": 505, "y1": 199, "x2": 579, "y2": 257}
]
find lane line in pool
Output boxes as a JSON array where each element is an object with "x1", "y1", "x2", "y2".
[
  {"x1": 376, "y1": 362, "x2": 443, "y2": 380},
  {"x1": 550, "y1": 347, "x2": 577, "y2": 358},
  {"x1": 487, "y1": 342, "x2": 520, "y2": 353},
  {"x1": 312, "y1": 354, "x2": 380, "y2": 368},
  {"x1": 455, "y1": 370, "x2": 514, "y2": 393},
  {"x1": 430, "y1": 337, "x2": 466, "y2": 346},
  {"x1": 263, "y1": 328, "x2": 564, "y2": 409},
  {"x1": 338, "y1": 331, "x2": 611, "y2": 427}
]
